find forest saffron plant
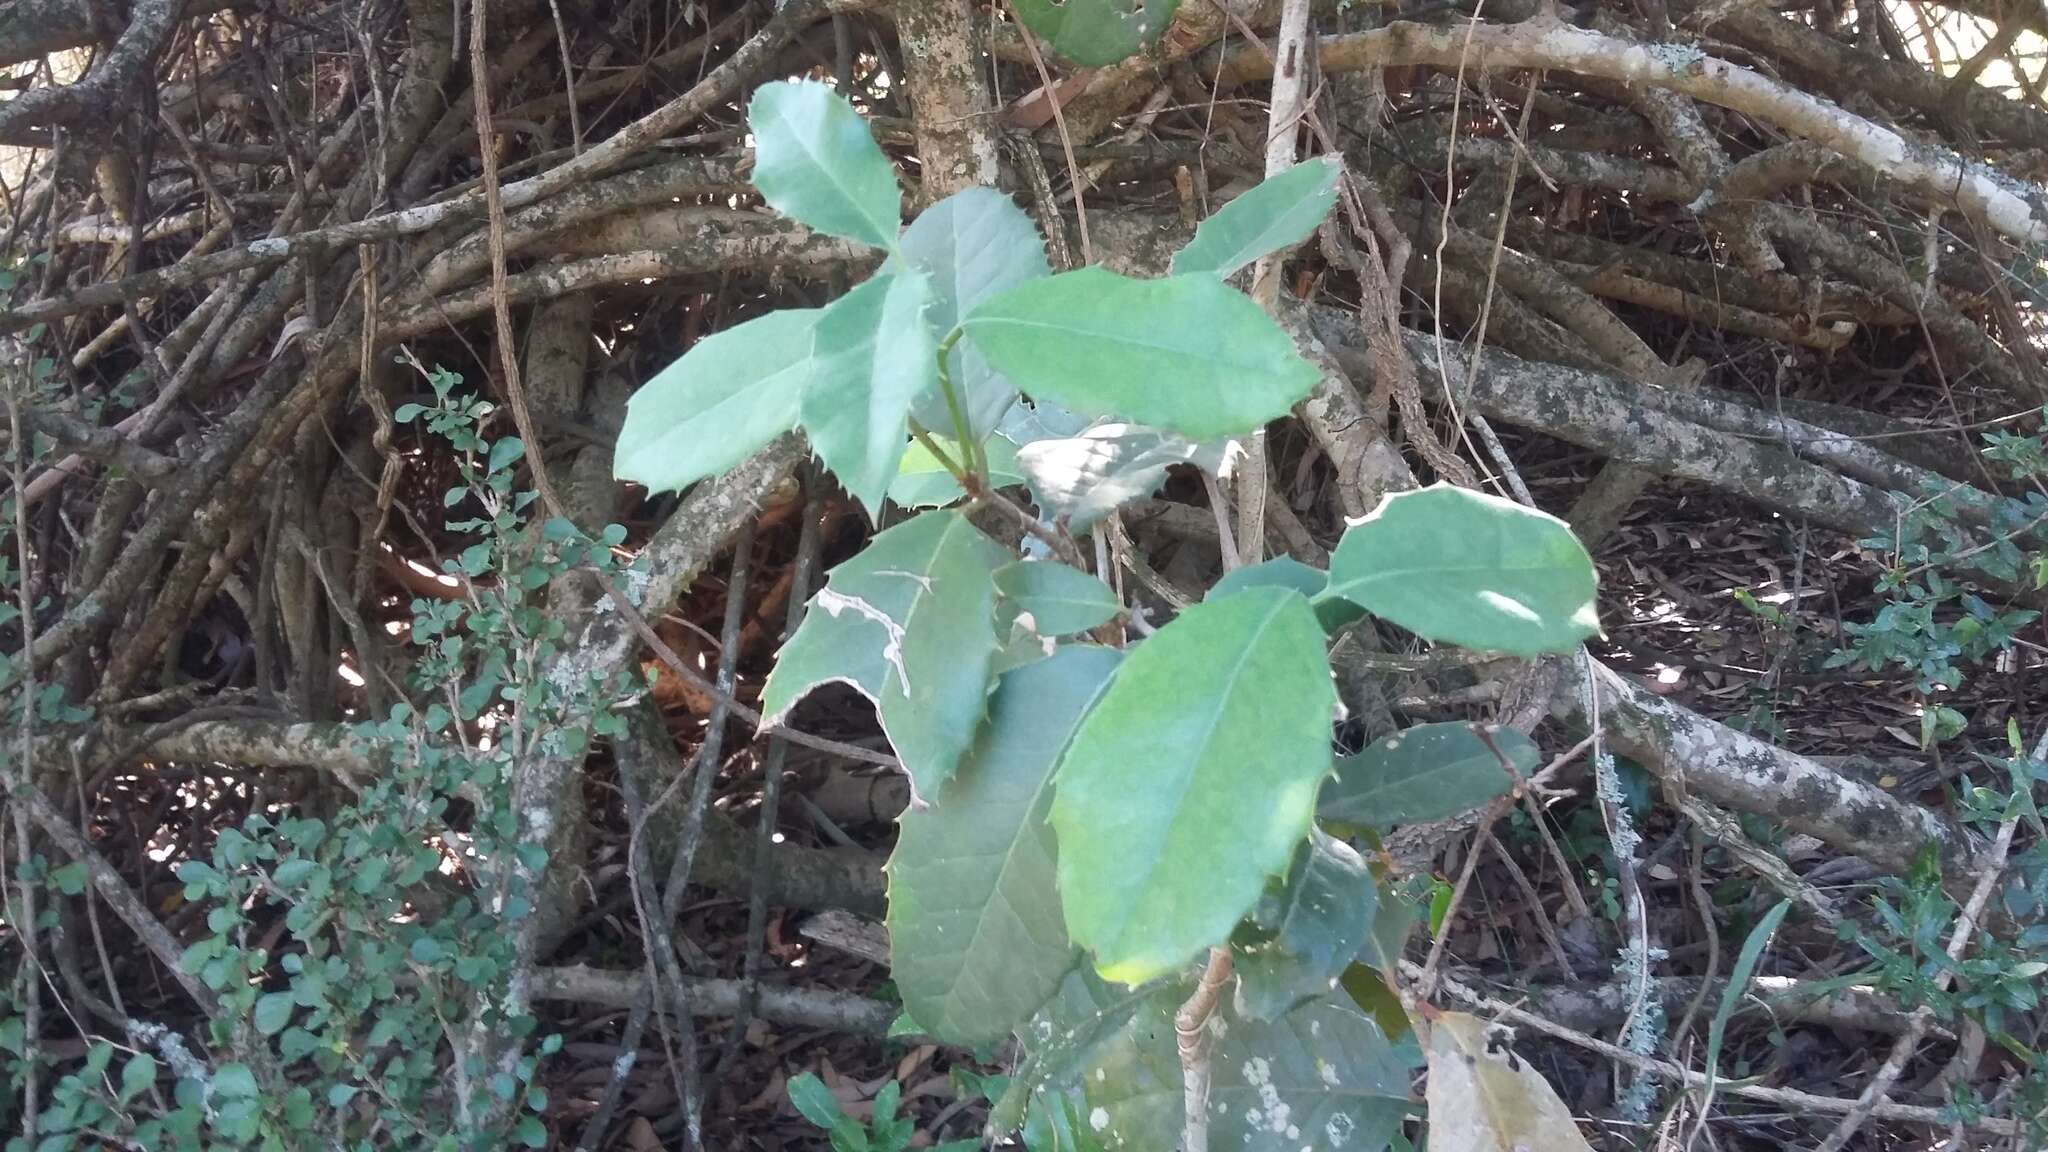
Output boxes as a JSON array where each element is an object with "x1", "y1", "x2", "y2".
[{"x1": 614, "y1": 80, "x2": 1608, "y2": 1149}]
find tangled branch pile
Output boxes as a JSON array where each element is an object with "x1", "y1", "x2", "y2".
[{"x1": 1, "y1": 0, "x2": 2046, "y2": 1146}]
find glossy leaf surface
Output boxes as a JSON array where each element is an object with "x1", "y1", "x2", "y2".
[
  {"x1": 1323, "y1": 484, "x2": 1600, "y2": 656},
  {"x1": 1052, "y1": 587, "x2": 1335, "y2": 985},
  {"x1": 800, "y1": 272, "x2": 940, "y2": 516},
  {"x1": 963, "y1": 268, "x2": 1319, "y2": 440}
]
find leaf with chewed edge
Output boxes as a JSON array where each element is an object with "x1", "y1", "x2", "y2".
[{"x1": 760, "y1": 510, "x2": 1008, "y2": 802}]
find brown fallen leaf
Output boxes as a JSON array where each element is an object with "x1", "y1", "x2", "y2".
[{"x1": 1424, "y1": 1011, "x2": 1595, "y2": 1152}]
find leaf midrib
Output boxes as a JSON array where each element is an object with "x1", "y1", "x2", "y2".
[
  {"x1": 1102, "y1": 594, "x2": 1291, "y2": 964},
  {"x1": 763, "y1": 100, "x2": 894, "y2": 248},
  {"x1": 970, "y1": 313, "x2": 1287, "y2": 380}
]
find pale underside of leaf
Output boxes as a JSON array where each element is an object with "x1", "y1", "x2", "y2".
[
  {"x1": 1014, "y1": 423, "x2": 1226, "y2": 531},
  {"x1": 888, "y1": 646, "x2": 1123, "y2": 1046}
]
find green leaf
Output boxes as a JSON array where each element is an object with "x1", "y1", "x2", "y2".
[
  {"x1": 1701, "y1": 900, "x2": 1791, "y2": 1113},
  {"x1": 1015, "y1": 423, "x2": 1226, "y2": 531},
  {"x1": 747, "y1": 80, "x2": 899, "y2": 249},
  {"x1": 212, "y1": 1063, "x2": 259, "y2": 1099},
  {"x1": 116, "y1": 1054, "x2": 156, "y2": 1107},
  {"x1": 1052, "y1": 587, "x2": 1335, "y2": 985},
  {"x1": 48, "y1": 861, "x2": 86, "y2": 896},
  {"x1": 1322, "y1": 484, "x2": 1601, "y2": 656},
  {"x1": 800, "y1": 272, "x2": 940, "y2": 516},
  {"x1": 888, "y1": 435, "x2": 1024, "y2": 509},
  {"x1": 487, "y1": 437, "x2": 526, "y2": 475},
  {"x1": 1236, "y1": 829, "x2": 1378, "y2": 1021},
  {"x1": 613, "y1": 307, "x2": 819, "y2": 494},
  {"x1": 252, "y1": 992, "x2": 295, "y2": 1036},
  {"x1": 994, "y1": 562, "x2": 1119, "y2": 636},
  {"x1": 1208, "y1": 556, "x2": 1363, "y2": 631},
  {"x1": 788, "y1": 1072, "x2": 847, "y2": 1129},
  {"x1": 889, "y1": 647, "x2": 1121, "y2": 1046},
  {"x1": 1081, "y1": 987, "x2": 1411, "y2": 1152},
  {"x1": 1172, "y1": 156, "x2": 1343, "y2": 279},
  {"x1": 1320, "y1": 722, "x2": 1537, "y2": 827},
  {"x1": 989, "y1": 968, "x2": 1155, "y2": 1137},
  {"x1": 761, "y1": 510, "x2": 1008, "y2": 802},
  {"x1": 963, "y1": 268, "x2": 1320, "y2": 440},
  {"x1": 901, "y1": 187, "x2": 1051, "y2": 441},
  {"x1": 1011, "y1": 0, "x2": 1181, "y2": 66},
  {"x1": 872, "y1": 1079, "x2": 901, "y2": 1128},
  {"x1": 514, "y1": 1115, "x2": 547, "y2": 1148}
]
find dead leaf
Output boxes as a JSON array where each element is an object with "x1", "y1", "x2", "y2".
[
  {"x1": 623, "y1": 1117, "x2": 661, "y2": 1152},
  {"x1": 1424, "y1": 1011, "x2": 1595, "y2": 1152}
]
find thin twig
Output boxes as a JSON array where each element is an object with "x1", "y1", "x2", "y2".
[
  {"x1": 472, "y1": 0, "x2": 570, "y2": 523},
  {"x1": 721, "y1": 481, "x2": 827, "y2": 1071}
]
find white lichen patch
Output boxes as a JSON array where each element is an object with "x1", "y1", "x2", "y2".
[{"x1": 1089, "y1": 1108, "x2": 1110, "y2": 1133}]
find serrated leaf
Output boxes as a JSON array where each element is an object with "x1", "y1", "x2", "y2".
[
  {"x1": 889, "y1": 647, "x2": 1121, "y2": 1046},
  {"x1": 1173, "y1": 156, "x2": 1343, "y2": 279},
  {"x1": 762, "y1": 510, "x2": 1008, "y2": 802},
  {"x1": 995, "y1": 562, "x2": 1119, "y2": 636},
  {"x1": 1320, "y1": 723, "x2": 1536, "y2": 827},
  {"x1": 888, "y1": 435, "x2": 1025, "y2": 509},
  {"x1": 902, "y1": 187, "x2": 1050, "y2": 441},
  {"x1": 747, "y1": 80, "x2": 899, "y2": 249},
  {"x1": 963, "y1": 268, "x2": 1320, "y2": 440},
  {"x1": 1011, "y1": 0, "x2": 1182, "y2": 66},
  {"x1": 1425, "y1": 1012, "x2": 1594, "y2": 1152},
  {"x1": 1052, "y1": 587, "x2": 1335, "y2": 985},
  {"x1": 801, "y1": 272, "x2": 939, "y2": 515},
  {"x1": 1208, "y1": 556, "x2": 1363, "y2": 631},
  {"x1": 1322, "y1": 484, "x2": 1600, "y2": 656},
  {"x1": 1015, "y1": 423, "x2": 1226, "y2": 531},
  {"x1": 1236, "y1": 830, "x2": 1378, "y2": 1022},
  {"x1": 253, "y1": 992, "x2": 294, "y2": 1036},
  {"x1": 1081, "y1": 986, "x2": 1411, "y2": 1152},
  {"x1": 614, "y1": 308, "x2": 819, "y2": 494}
]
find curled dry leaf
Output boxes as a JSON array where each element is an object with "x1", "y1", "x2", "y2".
[{"x1": 1424, "y1": 1011, "x2": 1594, "y2": 1152}]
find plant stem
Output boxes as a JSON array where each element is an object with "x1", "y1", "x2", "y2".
[{"x1": 1175, "y1": 946, "x2": 1235, "y2": 1152}]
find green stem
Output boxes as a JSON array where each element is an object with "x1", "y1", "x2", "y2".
[
  {"x1": 933, "y1": 329, "x2": 986, "y2": 478},
  {"x1": 907, "y1": 420, "x2": 972, "y2": 489}
]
